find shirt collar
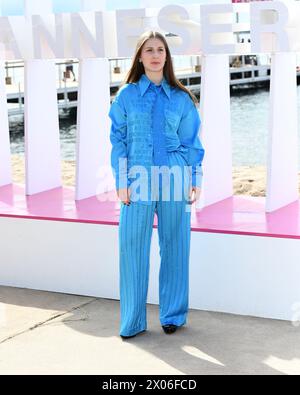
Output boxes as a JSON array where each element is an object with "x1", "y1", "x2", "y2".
[{"x1": 138, "y1": 73, "x2": 171, "y2": 99}]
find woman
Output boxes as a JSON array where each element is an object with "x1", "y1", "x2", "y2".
[{"x1": 109, "y1": 30, "x2": 205, "y2": 339}]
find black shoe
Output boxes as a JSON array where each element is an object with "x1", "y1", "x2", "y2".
[
  {"x1": 120, "y1": 329, "x2": 146, "y2": 339},
  {"x1": 120, "y1": 334, "x2": 137, "y2": 339},
  {"x1": 162, "y1": 324, "x2": 178, "y2": 334}
]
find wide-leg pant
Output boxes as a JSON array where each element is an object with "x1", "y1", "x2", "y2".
[{"x1": 118, "y1": 152, "x2": 191, "y2": 337}]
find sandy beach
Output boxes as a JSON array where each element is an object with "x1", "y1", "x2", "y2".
[{"x1": 9, "y1": 153, "x2": 294, "y2": 197}]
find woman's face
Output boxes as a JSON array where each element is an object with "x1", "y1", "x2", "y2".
[{"x1": 140, "y1": 38, "x2": 167, "y2": 73}]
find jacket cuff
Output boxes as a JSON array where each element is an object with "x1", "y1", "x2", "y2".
[{"x1": 191, "y1": 165, "x2": 203, "y2": 188}]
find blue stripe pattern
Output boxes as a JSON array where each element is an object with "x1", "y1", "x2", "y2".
[
  {"x1": 109, "y1": 73, "x2": 205, "y2": 197},
  {"x1": 119, "y1": 152, "x2": 191, "y2": 337},
  {"x1": 119, "y1": 81, "x2": 191, "y2": 336},
  {"x1": 110, "y1": 73, "x2": 205, "y2": 336}
]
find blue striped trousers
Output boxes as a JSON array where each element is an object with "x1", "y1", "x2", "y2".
[{"x1": 118, "y1": 152, "x2": 192, "y2": 337}]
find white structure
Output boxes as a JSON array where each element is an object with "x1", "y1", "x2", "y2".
[
  {"x1": 266, "y1": 52, "x2": 299, "y2": 212},
  {"x1": 0, "y1": 215, "x2": 299, "y2": 321},
  {"x1": 1, "y1": 1, "x2": 300, "y2": 323},
  {"x1": 0, "y1": 59, "x2": 12, "y2": 187},
  {"x1": 0, "y1": 0, "x2": 298, "y2": 209},
  {"x1": 24, "y1": 0, "x2": 62, "y2": 195},
  {"x1": 198, "y1": 54, "x2": 233, "y2": 209}
]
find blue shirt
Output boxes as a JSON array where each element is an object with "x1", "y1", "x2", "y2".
[
  {"x1": 109, "y1": 73, "x2": 205, "y2": 196},
  {"x1": 151, "y1": 82, "x2": 169, "y2": 167}
]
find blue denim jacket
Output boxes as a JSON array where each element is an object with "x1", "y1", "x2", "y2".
[{"x1": 109, "y1": 73, "x2": 205, "y2": 200}]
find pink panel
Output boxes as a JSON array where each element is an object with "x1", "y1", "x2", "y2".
[{"x1": 1, "y1": 184, "x2": 300, "y2": 239}]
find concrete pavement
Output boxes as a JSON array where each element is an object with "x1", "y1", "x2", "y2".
[{"x1": 1, "y1": 285, "x2": 300, "y2": 375}]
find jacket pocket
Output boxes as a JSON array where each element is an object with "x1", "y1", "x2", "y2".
[
  {"x1": 165, "y1": 109, "x2": 180, "y2": 131},
  {"x1": 164, "y1": 110, "x2": 181, "y2": 151}
]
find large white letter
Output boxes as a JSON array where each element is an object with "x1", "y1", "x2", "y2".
[
  {"x1": 200, "y1": 3, "x2": 235, "y2": 55},
  {"x1": 32, "y1": 14, "x2": 64, "y2": 59},
  {"x1": 71, "y1": 11, "x2": 104, "y2": 58},
  {"x1": 116, "y1": 8, "x2": 145, "y2": 57},
  {"x1": 157, "y1": 5, "x2": 192, "y2": 55},
  {"x1": 0, "y1": 17, "x2": 22, "y2": 59},
  {"x1": 250, "y1": 0, "x2": 290, "y2": 53}
]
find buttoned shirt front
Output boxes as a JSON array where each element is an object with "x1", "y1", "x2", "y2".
[
  {"x1": 151, "y1": 82, "x2": 169, "y2": 167},
  {"x1": 109, "y1": 73, "x2": 205, "y2": 203}
]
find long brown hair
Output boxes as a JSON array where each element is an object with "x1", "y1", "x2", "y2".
[{"x1": 120, "y1": 30, "x2": 198, "y2": 106}]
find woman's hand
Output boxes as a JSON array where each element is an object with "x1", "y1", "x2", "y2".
[
  {"x1": 117, "y1": 188, "x2": 131, "y2": 206},
  {"x1": 189, "y1": 186, "x2": 201, "y2": 204}
]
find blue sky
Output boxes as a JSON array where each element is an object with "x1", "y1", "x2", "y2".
[{"x1": 0, "y1": 0, "x2": 229, "y2": 16}]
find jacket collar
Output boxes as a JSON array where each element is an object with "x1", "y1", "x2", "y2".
[{"x1": 138, "y1": 73, "x2": 171, "y2": 99}]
